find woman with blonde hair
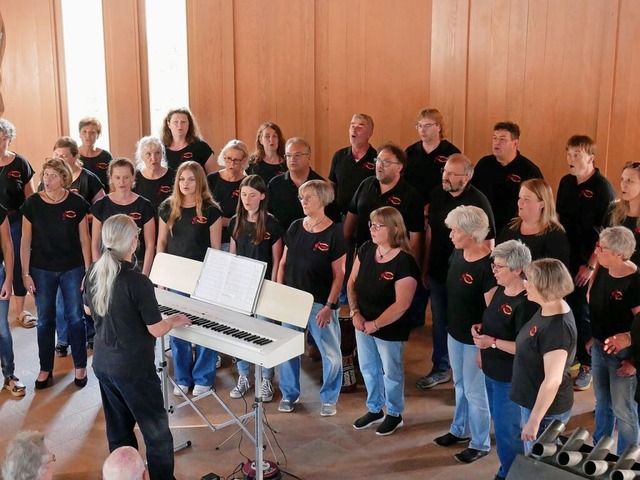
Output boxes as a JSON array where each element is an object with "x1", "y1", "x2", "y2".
[
  {"x1": 85, "y1": 214, "x2": 190, "y2": 480},
  {"x1": 609, "y1": 161, "x2": 640, "y2": 266},
  {"x1": 247, "y1": 122, "x2": 287, "y2": 184},
  {"x1": 160, "y1": 107, "x2": 216, "y2": 173},
  {"x1": 348, "y1": 206, "x2": 419, "y2": 435},
  {"x1": 158, "y1": 161, "x2": 222, "y2": 396}
]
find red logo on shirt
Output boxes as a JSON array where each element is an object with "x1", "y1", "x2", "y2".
[
  {"x1": 529, "y1": 325, "x2": 537, "y2": 337},
  {"x1": 264, "y1": 232, "x2": 271, "y2": 240},
  {"x1": 192, "y1": 216, "x2": 207, "y2": 224},
  {"x1": 388, "y1": 196, "x2": 402, "y2": 206},
  {"x1": 635, "y1": 226, "x2": 640, "y2": 235},
  {"x1": 363, "y1": 161, "x2": 375, "y2": 170},
  {"x1": 506, "y1": 173, "x2": 522, "y2": 183},
  {"x1": 436, "y1": 155, "x2": 448, "y2": 164},
  {"x1": 379, "y1": 271, "x2": 394, "y2": 281},
  {"x1": 182, "y1": 152, "x2": 193, "y2": 160},
  {"x1": 313, "y1": 241, "x2": 329, "y2": 252},
  {"x1": 97, "y1": 162, "x2": 109, "y2": 170},
  {"x1": 128, "y1": 212, "x2": 142, "y2": 221},
  {"x1": 7, "y1": 170, "x2": 21, "y2": 178},
  {"x1": 158, "y1": 185, "x2": 172, "y2": 194},
  {"x1": 62, "y1": 210, "x2": 77, "y2": 219},
  {"x1": 460, "y1": 272, "x2": 474, "y2": 284},
  {"x1": 499, "y1": 303, "x2": 513, "y2": 315},
  {"x1": 610, "y1": 290, "x2": 623, "y2": 301},
  {"x1": 231, "y1": 189, "x2": 240, "y2": 198},
  {"x1": 579, "y1": 189, "x2": 594, "y2": 198}
]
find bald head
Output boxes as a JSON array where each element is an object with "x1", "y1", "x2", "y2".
[{"x1": 102, "y1": 447, "x2": 147, "y2": 480}]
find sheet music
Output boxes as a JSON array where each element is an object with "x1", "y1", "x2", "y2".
[{"x1": 192, "y1": 248, "x2": 266, "y2": 315}]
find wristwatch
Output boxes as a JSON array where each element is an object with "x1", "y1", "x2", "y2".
[
  {"x1": 491, "y1": 338, "x2": 497, "y2": 349},
  {"x1": 349, "y1": 308, "x2": 360, "y2": 317}
]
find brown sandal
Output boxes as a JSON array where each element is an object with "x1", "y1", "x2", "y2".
[
  {"x1": 4, "y1": 375, "x2": 26, "y2": 397},
  {"x1": 17, "y1": 311, "x2": 37, "y2": 328}
]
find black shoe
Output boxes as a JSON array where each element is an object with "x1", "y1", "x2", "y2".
[
  {"x1": 55, "y1": 344, "x2": 68, "y2": 357},
  {"x1": 376, "y1": 414, "x2": 403, "y2": 436},
  {"x1": 433, "y1": 432, "x2": 471, "y2": 447},
  {"x1": 454, "y1": 448, "x2": 489, "y2": 464},
  {"x1": 353, "y1": 411, "x2": 384, "y2": 430},
  {"x1": 35, "y1": 372, "x2": 53, "y2": 390},
  {"x1": 74, "y1": 375, "x2": 88, "y2": 388}
]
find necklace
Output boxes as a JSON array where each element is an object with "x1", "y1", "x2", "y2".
[
  {"x1": 377, "y1": 246, "x2": 394, "y2": 260},
  {"x1": 306, "y1": 216, "x2": 326, "y2": 232},
  {"x1": 44, "y1": 189, "x2": 66, "y2": 204}
]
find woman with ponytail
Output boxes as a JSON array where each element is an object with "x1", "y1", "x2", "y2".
[{"x1": 84, "y1": 214, "x2": 190, "y2": 480}]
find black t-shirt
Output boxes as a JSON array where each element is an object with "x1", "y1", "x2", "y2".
[
  {"x1": 348, "y1": 176, "x2": 424, "y2": 248},
  {"x1": 471, "y1": 152, "x2": 543, "y2": 233},
  {"x1": 427, "y1": 184, "x2": 496, "y2": 282},
  {"x1": 84, "y1": 261, "x2": 162, "y2": 378},
  {"x1": 0, "y1": 205, "x2": 7, "y2": 264},
  {"x1": 133, "y1": 169, "x2": 176, "y2": 210},
  {"x1": 510, "y1": 310, "x2": 577, "y2": 414},
  {"x1": 284, "y1": 219, "x2": 347, "y2": 304},
  {"x1": 207, "y1": 172, "x2": 244, "y2": 244},
  {"x1": 446, "y1": 249, "x2": 496, "y2": 344},
  {"x1": 589, "y1": 267, "x2": 640, "y2": 342},
  {"x1": 267, "y1": 170, "x2": 341, "y2": 229},
  {"x1": 557, "y1": 169, "x2": 615, "y2": 272},
  {"x1": 38, "y1": 168, "x2": 104, "y2": 204},
  {"x1": 0, "y1": 154, "x2": 34, "y2": 213},
  {"x1": 158, "y1": 201, "x2": 222, "y2": 261},
  {"x1": 229, "y1": 214, "x2": 283, "y2": 279},
  {"x1": 404, "y1": 139, "x2": 460, "y2": 206},
  {"x1": 246, "y1": 158, "x2": 287, "y2": 186},
  {"x1": 328, "y1": 145, "x2": 377, "y2": 215},
  {"x1": 480, "y1": 287, "x2": 538, "y2": 382},
  {"x1": 497, "y1": 226, "x2": 570, "y2": 269},
  {"x1": 91, "y1": 195, "x2": 156, "y2": 262},
  {"x1": 21, "y1": 192, "x2": 89, "y2": 271},
  {"x1": 165, "y1": 140, "x2": 213, "y2": 171},
  {"x1": 81, "y1": 150, "x2": 113, "y2": 190},
  {"x1": 354, "y1": 241, "x2": 420, "y2": 342}
]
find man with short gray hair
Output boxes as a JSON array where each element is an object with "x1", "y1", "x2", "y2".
[{"x1": 102, "y1": 446, "x2": 148, "y2": 480}]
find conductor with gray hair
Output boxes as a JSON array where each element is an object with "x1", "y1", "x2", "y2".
[
  {"x1": 103, "y1": 446, "x2": 148, "y2": 480},
  {"x1": 1, "y1": 430, "x2": 55, "y2": 480}
]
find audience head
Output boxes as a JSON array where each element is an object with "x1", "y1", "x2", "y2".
[
  {"x1": 2, "y1": 431, "x2": 55, "y2": 480},
  {"x1": 523, "y1": 258, "x2": 574, "y2": 303},
  {"x1": 415, "y1": 108, "x2": 445, "y2": 141},
  {"x1": 375, "y1": 142, "x2": 406, "y2": 185},
  {"x1": 565, "y1": 135, "x2": 596, "y2": 177},
  {"x1": 349, "y1": 114, "x2": 374, "y2": 147},
  {"x1": 161, "y1": 107, "x2": 201, "y2": 146},
  {"x1": 298, "y1": 179, "x2": 334, "y2": 210},
  {"x1": 135, "y1": 136, "x2": 166, "y2": 170},
  {"x1": 596, "y1": 226, "x2": 636, "y2": 264},
  {"x1": 491, "y1": 240, "x2": 531, "y2": 287},
  {"x1": 0, "y1": 118, "x2": 17, "y2": 142},
  {"x1": 102, "y1": 446, "x2": 148, "y2": 480},
  {"x1": 253, "y1": 122, "x2": 285, "y2": 161},
  {"x1": 217, "y1": 139, "x2": 249, "y2": 169},
  {"x1": 445, "y1": 205, "x2": 490, "y2": 246},
  {"x1": 108, "y1": 158, "x2": 136, "y2": 193},
  {"x1": 284, "y1": 137, "x2": 311, "y2": 174},
  {"x1": 442, "y1": 153, "x2": 473, "y2": 195},
  {"x1": 492, "y1": 121, "x2": 520, "y2": 163},
  {"x1": 369, "y1": 206, "x2": 411, "y2": 253},
  {"x1": 40, "y1": 157, "x2": 73, "y2": 189},
  {"x1": 78, "y1": 117, "x2": 103, "y2": 146}
]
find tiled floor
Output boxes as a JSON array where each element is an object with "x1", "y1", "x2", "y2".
[{"x1": 0, "y1": 299, "x2": 596, "y2": 479}]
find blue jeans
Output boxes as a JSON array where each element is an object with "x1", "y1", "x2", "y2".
[
  {"x1": 94, "y1": 369, "x2": 175, "y2": 480},
  {"x1": 428, "y1": 276, "x2": 449, "y2": 372},
  {"x1": 355, "y1": 329, "x2": 405, "y2": 416},
  {"x1": 521, "y1": 407, "x2": 571, "y2": 454},
  {"x1": 31, "y1": 266, "x2": 87, "y2": 371},
  {"x1": 448, "y1": 335, "x2": 491, "y2": 451},
  {"x1": 237, "y1": 315, "x2": 274, "y2": 379},
  {"x1": 8, "y1": 215, "x2": 26, "y2": 297},
  {"x1": 171, "y1": 338, "x2": 218, "y2": 387},
  {"x1": 485, "y1": 376, "x2": 523, "y2": 477},
  {"x1": 279, "y1": 302, "x2": 342, "y2": 404},
  {"x1": 0, "y1": 266, "x2": 15, "y2": 378},
  {"x1": 592, "y1": 341, "x2": 639, "y2": 454}
]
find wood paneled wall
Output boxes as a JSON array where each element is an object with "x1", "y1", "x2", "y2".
[{"x1": 1, "y1": 0, "x2": 639, "y2": 191}]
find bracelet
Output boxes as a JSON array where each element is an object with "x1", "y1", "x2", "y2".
[
  {"x1": 21, "y1": 274, "x2": 30, "y2": 277},
  {"x1": 624, "y1": 331, "x2": 632, "y2": 348},
  {"x1": 586, "y1": 264, "x2": 595, "y2": 272},
  {"x1": 373, "y1": 320, "x2": 380, "y2": 331},
  {"x1": 325, "y1": 301, "x2": 339, "y2": 310}
]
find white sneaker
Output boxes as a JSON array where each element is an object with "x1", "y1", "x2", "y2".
[
  {"x1": 173, "y1": 384, "x2": 189, "y2": 396},
  {"x1": 261, "y1": 378, "x2": 274, "y2": 402},
  {"x1": 216, "y1": 355, "x2": 222, "y2": 369},
  {"x1": 229, "y1": 375, "x2": 250, "y2": 399},
  {"x1": 193, "y1": 384, "x2": 211, "y2": 396}
]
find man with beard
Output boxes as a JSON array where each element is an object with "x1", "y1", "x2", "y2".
[
  {"x1": 344, "y1": 143, "x2": 423, "y2": 259},
  {"x1": 417, "y1": 154, "x2": 496, "y2": 390}
]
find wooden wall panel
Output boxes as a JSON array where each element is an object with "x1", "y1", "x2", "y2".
[
  {"x1": 102, "y1": 0, "x2": 147, "y2": 159},
  {"x1": 0, "y1": 0, "x2": 63, "y2": 173}
]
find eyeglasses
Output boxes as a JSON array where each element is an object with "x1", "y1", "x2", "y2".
[
  {"x1": 595, "y1": 242, "x2": 610, "y2": 252},
  {"x1": 415, "y1": 122, "x2": 437, "y2": 130},
  {"x1": 491, "y1": 261, "x2": 509, "y2": 271},
  {"x1": 297, "y1": 194, "x2": 318, "y2": 202},
  {"x1": 374, "y1": 158, "x2": 400, "y2": 168},
  {"x1": 285, "y1": 152, "x2": 310, "y2": 160},
  {"x1": 224, "y1": 157, "x2": 245, "y2": 165},
  {"x1": 441, "y1": 167, "x2": 467, "y2": 177},
  {"x1": 368, "y1": 221, "x2": 387, "y2": 231}
]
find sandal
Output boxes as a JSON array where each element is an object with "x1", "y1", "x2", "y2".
[
  {"x1": 4, "y1": 375, "x2": 26, "y2": 397},
  {"x1": 17, "y1": 311, "x2": 37, "y2": 329}
]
